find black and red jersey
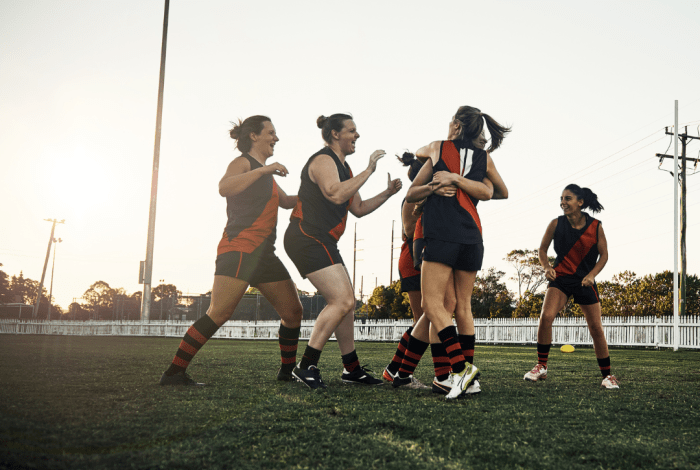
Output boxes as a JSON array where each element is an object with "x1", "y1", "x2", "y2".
[
  {"x1": 290, "y1": 147, "x2": 354, "y2": 242},
  {"x1": 217, "y1": 154, "x2": 279, "y2": 255},
  {"x1": 422, "y1": 140, "x2": 487, "y2": 244},
  {"x1": 553, "y1": 213, "x2": 600, "y2": 280},
  {"x1": 412, "y1": 214, "x2": 425, "y2": 270}
]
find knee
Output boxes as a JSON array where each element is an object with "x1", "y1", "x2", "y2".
[{"x1": 337, "y1": 296, "x2": 356, "y2": 316}]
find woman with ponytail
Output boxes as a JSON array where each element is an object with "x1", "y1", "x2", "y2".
[
  {"x1": 406, "y1": 106, "x2": 509, "y2": 399},
  {"x1": 284, "y1": 113, "x2": 402, "y2": 389},
  {"x1": 160, "y1": 115, "x2": 304, "y2": 386},
  {"x1": 524, "y1": 184, "x2": 619, "y2": 389}
]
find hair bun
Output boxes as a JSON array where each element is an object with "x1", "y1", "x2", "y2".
[
  {"x1": 229, "y1": 119, "x2": 243, "y2": 140},
  {"x1": 317, "y1": 115, "x2": 328, "y2": 129},
  {"x1": 400, "y1": 151, "x2": 416, "y2": 166}
]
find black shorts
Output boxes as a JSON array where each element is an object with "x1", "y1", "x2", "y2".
[
  {"x1": 284, "y1": 218, "x2": 345, "y2": 278},
  {"x1": 215, "y1": 240, "x2": 291, "y2": 287},
  {"x1": 548, "y1": 277, "x2": 600, "y2": 305},
  {"x1": 398, "y1": 240, "x2": 421, "y2": 292},
  {"x1": 422, "y1": 238, "x2": 483, "y2": 272}
]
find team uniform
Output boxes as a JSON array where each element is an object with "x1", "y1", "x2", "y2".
[
  {"x1": 398, "y1": 201, "x2": 421, "y2": 293},
  {"x1": 215, "y1": 154, "x2": 291, "y2": 286},
  {"x1": 284, "y1": 147, "x2": 353, "y2": 277},
  {"x1": 549, "y1": 212, "x2": 601, "y2": 305},
  {"x1": 422, "y1": 140, "x2": 487, "y2": 271}
]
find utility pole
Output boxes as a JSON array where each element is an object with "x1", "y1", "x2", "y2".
[
  {"x1": 352, "y1": 222, "x2": 363, "y2": 299},
  {"x1": 34, "y1": 219, "x2": 64, "y2": 318},
  {"x1": 390, "y1": 220, "x2": 395, "y2": 285},
  {"x1": 141, "y1": 0, "x2": 170, "y2": 323},
  {"x1": 47, "y1": 237, "x2": 62, "y2": 321},
  {"x1": 655, "y1": 125, "x2": 699, "y2": 317}
]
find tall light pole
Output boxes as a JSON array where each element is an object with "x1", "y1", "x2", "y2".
[
  {"x1": 47, "y1": 237, "x2": 62, "y2": 321},
  {"x1": 141, "y1": 0, "x2": 170, "y2": 322},
  {"x1": 34, "y1": 219, "x2": 64, "y2": 318}
]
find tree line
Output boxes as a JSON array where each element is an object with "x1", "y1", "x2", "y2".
[{"x1": 2, "y1": 249, "x2": 698, "y2": 321}]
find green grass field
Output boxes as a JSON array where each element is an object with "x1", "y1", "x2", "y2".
[{"x1": 1, "y1": 335, "x2": 698, "y2": 470}]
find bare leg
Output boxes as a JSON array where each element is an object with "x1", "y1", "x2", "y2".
[
  {"x1": 305, "y1": 264, "x2": 356, "y2": 352},
  {"x1": 537, "y1": 288, "x2": 569, "y2": 345},
  {"x1": 580, "y1": 302, "x2": 609, "y2": 359},
  {"x1": 407, "y1": 290, "x2": 424, "y2": 325},
  {"x1": 453, "y1": 270, "x2": 477, "y2": 335},
  {"x1": 206, "y1": 275, "x2": 249, "y2": 327},
  {"x1": 257, "y1": 279, "x2": 303, "y2": 329},
  {"x1": 420, "y1": 261, "x2": 455, "y2": 331}
]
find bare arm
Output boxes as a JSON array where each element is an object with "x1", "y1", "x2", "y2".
[
  {"x1": 539, "y1": 219, "x2": 558, "y2": 281},
  {"x1": 432, "y1": 171, "x2": 493, "y2": 201},
  {"x1": 582, "y1": 223, "x2": 608, "y2": 287},
  {"x1": 486, "y1": 152, "x2": 508, "y2": 200},
  {"x1": 402, "y1": 200, "x2": 418, "y2": 239},
  {"x1": 406, "y1": 158, "x2": 437, "y2": 202},
  {"x1": 349, "y1": 173, "x2": 402, "y2": 218},
  {"x1": 277, "y1": 185, "x2": 298, "y2": 210},
  {"x1": 218, "y1": 158, "x2": 289, "y2": 197},
  {"x1": 309, "y1": 150, "x2": 385, "y2": 205}
]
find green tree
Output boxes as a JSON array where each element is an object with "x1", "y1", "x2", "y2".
[
  {"x1": 0, "y1": 264, "x2": 11, "y2": 304},
  {"x1": 505, "y1": 249, "x2": 554, "y2": 307},
  {"x1": 472, "y1": 267, "x2": 514, "y2": 318},
  {"x1": 363, "y1": 281, "x2": 411, "y2": 320}
]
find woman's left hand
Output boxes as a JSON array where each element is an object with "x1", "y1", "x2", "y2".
[
  {"x1": 431, "y1": 171, "x2": 456, "y2": 188},
  {"x1": 387, "y1": 173, "x2": 402, "y2": 195},
  {"x1": 581, "y1": 274, "x2": 595, "y2": 287}
]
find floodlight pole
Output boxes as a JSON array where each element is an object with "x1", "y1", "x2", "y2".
[
  {"x1": 34, "y1": 219, "x2": 64, "y2": 318},
  {"x1": 141, "y1": 0, "x2": 170, "y2": 322},
  {"x1": 47, "y1": 237, "x2": 62, "y2": 321}
]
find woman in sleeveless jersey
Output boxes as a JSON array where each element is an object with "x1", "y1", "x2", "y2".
[
  {"x1": 524, "y1": 184, "x2": 618, "y2": 389},
  {"x1": 284, "y1": 113, "x2": 402, "y2": 389},
  {"x1": 406, "y1": 106, "x2": 509, "y2": 399},
  {"x1": 160, "y1": 116, "x2": 303, "y2": 386}
]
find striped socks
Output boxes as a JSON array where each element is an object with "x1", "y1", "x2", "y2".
[
  {"x1": 387, "y1": 326, "x2": 413, "y2": 375},
  {"x1": 278, "y1": 325, "x2": 300, "y2": 374},
  {"x1": 459, "y1": 334, "x2": 476, "y2": 365},
  {"x1": 537, "y1": 342, "x2": 551, "y2": 367},
  {"x1": 397, "y1": 335, "x2": 429, "y2": 379},
  {"x1": 166, "y1": 315, "x2": 219, "y2": 375},
  {"x1": 431, "y1": 342, "x2": 452, "y2": 381},
  {"x1": 438, "y1": 326, "x2": 465, "y2": 374},
  {"x1": 298, "y1": 345, "x2": 322, "y2": 370},
  {"x1": 341, "y1": 350, "x2": 360, "y2": 372},
  {"x1": 597, "y1": 356, "x2": 611, "y2": 378}
]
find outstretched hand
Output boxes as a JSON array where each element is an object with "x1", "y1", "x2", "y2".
[
  {"x1": 387, "y1": 173, "x2": 402, "y2": 195},
  {"x1": 367, "y1": 150, "x2": 386, "y2": 173}
]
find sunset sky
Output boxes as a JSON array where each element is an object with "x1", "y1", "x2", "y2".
[{"x1": 1, "y1": 0, "x2": 699, "y2": 311}]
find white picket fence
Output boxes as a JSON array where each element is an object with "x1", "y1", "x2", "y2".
[{"x1": 1, "y1": 316, "x2": 699, "y2": 349}]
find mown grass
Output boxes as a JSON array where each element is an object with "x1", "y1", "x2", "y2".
[{"x1": 1, "y1": 335, "x2": 698, "y2": 470}]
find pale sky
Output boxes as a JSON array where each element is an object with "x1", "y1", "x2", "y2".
[{"x1": 1, "y1": 0, "x2": 699, "y2": 310}]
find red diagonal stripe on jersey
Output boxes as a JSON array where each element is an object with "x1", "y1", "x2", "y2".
[
  {"x1": 441, "y1": 141, "x2": 482, "y2": 235},
  {"x1": 217, "y1": 183, "x2": 279, "y2": 255},
  {"x1": 555, "y1": 220, "x2": 599, "y2": 277}
]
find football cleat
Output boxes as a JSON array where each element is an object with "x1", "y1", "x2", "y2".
[
  {"x1": 601, "y1": 375, "x2": 620, "y2": 390},
  {"x1": 524, "y1": 363, "x2": 548, "y2": 382},
  {"x1": 392, "y1": 375, "x2": 431, "y2": 390},
  {"x1": 432, "y1": 375, "x2": 453, "y2": 395},
  {"x1": 382, "y1": 366, "x2": 398, "y2": 382},
  {"x1": 446, "y1": 364, "x2": 480, "y2": 400},
  {"x1": 292, "y1": 365, "x2": 327, "y2": 390},
  {"x1": 341, "y1": 365, "x2": 383, "y2": 385},
  {"x1": 276, "y1": 366, "x2": 295, "y2": 382},
  {"x1": 159, "y1": 371, "x2": 205, "y2": 386},
  {"x1": 465, "y1": 379, "x2": 481, "y2": 395}
]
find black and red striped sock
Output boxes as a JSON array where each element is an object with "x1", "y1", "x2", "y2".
[
  {"x1": 438, "y1": 326, "x2": 465, "y2": 374},
  {"x1": 278, "y1": 325, "x2": 300, "y2": 373},
  {"x1": 459, "y1": 334, "x2": 476, "y2": 365},
  {"x1": 537, "y1": 343, "x2": 551, "y2": 367},
  {"x1": 398, "y1": 335, "x2": 429, "y2": 379},
  {"x1": 341, "y1": 350, "x2": 360, "y2": 372},
  {"x1": 165, "y1": 315, "x2": 219, "y2": 375},
  {"x1": 431, "y1": 342, "x2": 451, "y2": 382},
  {"x1": 387, "y1": 326, "x2": 413, "y2": 375},
  {"x1": 298, "y1": 345, "x2": 322, "y2": 370},
  {"x1": 597, "y1": 356, "x2": 611, "y2": 378}
]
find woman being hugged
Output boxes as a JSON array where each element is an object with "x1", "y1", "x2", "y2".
[
  {"x1": 524, "y1": 184, "x2": 618, "y2": 389},
  {"x1": 406, "y1": 105, "x2": 509, "y2": 399},
  {"x1": 284, "y1": 113, "x2": 402, "y2": 389},
  {"x1": 160, "y1": 115, "x2": 304, "y2": 386}
]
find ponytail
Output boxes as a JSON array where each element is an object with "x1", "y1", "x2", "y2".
[
  {"x1": 564, "y1": 184, "x2": 604, "y2": 213},
  {"x1": 398, "y1": 151, "x2": 422, "y2": 181},
  {"x1": 454, "y1": 105, "x2": 511, "y2": 152}
]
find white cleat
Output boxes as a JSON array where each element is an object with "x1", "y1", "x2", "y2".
[
  {"x1": 446, "y1": 364, "x2": 480, "y2": 400},
  {"x1": 601, "y1": 375, "x2": 620, "y2": 389},
  {"x1": 465, "y1": 379, "x2": 481, "y2": 395},
  {"x1": 524, "y1": 363, "x2": 547, "y2": 382}
]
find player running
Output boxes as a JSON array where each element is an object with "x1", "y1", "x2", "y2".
[
  {"x1": 159, "y1": 116, "x2": 304, "y2": 386},
  {"x1": 284, "y1": 113, "x2": 402, "y2": 389},
  {"x1": 406, "y1": 106, "x2": 509, "y2": 399},
  {"x1": 524, "y1": 184, "x2": 618, "y2": 389}
]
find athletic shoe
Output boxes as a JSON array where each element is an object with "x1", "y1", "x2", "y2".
[
  {"x1": 341, "y1": 365, "x2": 383, "y2": 385},
  {"x1": 292, "y1": 364, "x2": 327, "y2": 390},
  {"x1": 524, "y1": 363, "x2": 548, "y2": 382},
  {"x1": 392, "y1": 375, "x2": 431, "y2": 390},
  {"x1": 159, "y1": 371, "x2": 205, "y2": 386},
  {"x1": 276, "y1": 366, "x2": 294, "y2": 382},
  {"x1": 445, "y1": 364, "x2": 480, "y2": 400},
  {"x1": 432, "y1": 376, "x2": 453, "y2": 395},
  {"x1": 465, "y1": 379, "x2": 481, "y2": 395},
  {"x1": 382, "y1": 366, "x2": 398, "y2": 382},
  {"x1": 601, "y1": 375, "x2": 620, "y2": 389}
]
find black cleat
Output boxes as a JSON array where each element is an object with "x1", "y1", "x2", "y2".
[
  {"x1": 341, "y1": 365, "x2": 383, "y2": 385},
  {"x1": 159, "y1": 371, "x2": 205, "y2": 386},
  {"x1": 292, "y1": 365, "x2": 327, "y2": 390},
  {"x1": 277, "y1": 366, "x2": 295, "y2": 382}
]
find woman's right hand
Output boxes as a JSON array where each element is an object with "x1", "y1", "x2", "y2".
[
  {"x1": 367, "y1": 150, "x2": 386, "y2": 173},
  {"x1": 263, "y1": 162, "x2": 289, "y2": 177},
  {"x1": 434, "y1": 185, "x2": 457, "y2": 197}
]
